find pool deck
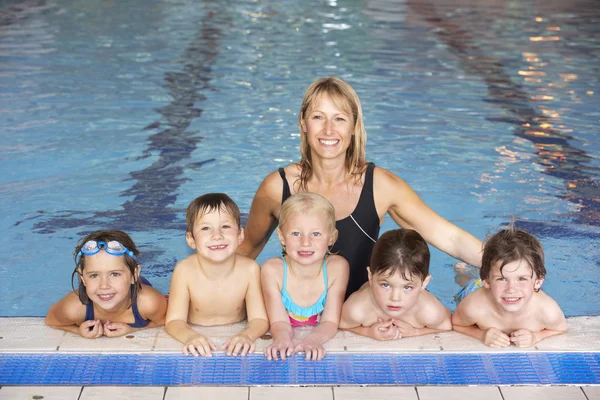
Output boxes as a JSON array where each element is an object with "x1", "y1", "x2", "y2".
[{"x1": 0, "y1": 316, "x2": 599, "y2": 399}]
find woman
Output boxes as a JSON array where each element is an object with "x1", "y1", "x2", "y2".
[{"x1": 238, "y1": 77, "x2": 482, "y2": 297}]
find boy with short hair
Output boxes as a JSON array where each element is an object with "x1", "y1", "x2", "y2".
[
  {"x1": 340, "y1": 229, "x2": 452, "y2": 340},
  {"x1": 452, "y1": 228, "x2": 567, "y2": 347},
  {"x1": 166, "y1": 193, "x2": 269, "y2": 356}
]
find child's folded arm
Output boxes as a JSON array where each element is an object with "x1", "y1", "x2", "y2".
[{"x1": 45, "y1": 292, "x2": 87, "y2": 335}]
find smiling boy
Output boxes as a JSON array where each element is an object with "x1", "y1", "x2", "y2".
[
  {"x1": 452, "y1": 228, "x2": 567, "y2": 347},
  {"x1": 165, "y1": 193, "x2": 268, "y2": 356},
  {"x1": 340, "y1": 229, "x2": 451, "y2": 340}
]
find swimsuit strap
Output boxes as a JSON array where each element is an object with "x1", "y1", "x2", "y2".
[
  {"x1": 281, "y1": 257, "x2": 328, "y2": 318},
  {"x1": 84, "y1": 287, "x2": 150, "y2": 328},
  {"x1": 85, "y1": 301, "x2": 94, "y2": 321},
  {"x1": 278, "y1": 168, "x2": 292, "y2": 203}
]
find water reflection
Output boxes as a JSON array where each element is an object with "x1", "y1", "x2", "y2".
[
  {"x1": 25, "y1": 3, "x2": 229, "y2": 235},
  {"x1": 406, "y1": 0, "x2": 599, "y2": 231}
]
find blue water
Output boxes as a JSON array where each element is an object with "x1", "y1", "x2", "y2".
[{"x1": 0, "y1": 0, "x2": 598, "y2": 317}]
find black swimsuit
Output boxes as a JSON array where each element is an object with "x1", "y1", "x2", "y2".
[{"x1": 279, "y1": 163, "x2": 380, "y2": 298}]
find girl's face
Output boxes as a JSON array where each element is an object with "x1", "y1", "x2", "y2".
[
  {"x1": 277, "y1": 212, "x2": 337, "y2": 266},
  {"x1": 80, "y1": 251, "x2": 136, "y2": 311},
  {"x1": 483, "y1": 259, "x2": 543, "y2": 313},
  {"x1": 302, "y1": 93, "x2": 354, "y2": 162},
  {"x1": 368, "y1": 269, "x2": 431, "y2": 318}
]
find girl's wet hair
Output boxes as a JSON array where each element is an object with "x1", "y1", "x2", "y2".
[
  {"x1": 279, "y1": 192, "x2": 337, "y2": 237},
  {"x1": 72, "y1": 229, "x2": 141, "y2": 305},
  {"x1": 480, "y1": 227, "x2": 546, "y2": 281},
  {"x1": 297, "y1": 77, "x2": 367, "y2": 191},
  {"x1": 370, "y1": 229, "x2": 430, "y2": 282},
  {"x1": 186, "y1": 193, "x2": 241, "y2": 235}
]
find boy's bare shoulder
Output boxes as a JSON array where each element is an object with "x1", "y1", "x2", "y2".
[
  {"x1": 233, "y1": 254, "x2": 261, "y2": 276},
  {"x1": 341, "y1": 287, "x2": 372, "y2": 325},
  {"x1": 456, "y1": 287, "x2": 490, "y2": 316}
]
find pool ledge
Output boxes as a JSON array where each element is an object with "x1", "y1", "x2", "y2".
[{"x1": 0, "y1": 316, "x2": 598, "y2": 354}]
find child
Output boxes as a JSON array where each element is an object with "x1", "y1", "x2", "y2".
[
  {"x1": 46, "y1": 230, "x2": 167, "y2": 338},
  {"x1": 261, "y1": 193, "x2": 349, "y2": 361},
  {"x1": 452, "y1": 228, "x2": 568, "y2": 347},
  {"x1": 340, "y1": 229, "x2": 452, "y2": 340},
  {"x1": 165, "y1": 193, "x2": 269, "y2": 357}
]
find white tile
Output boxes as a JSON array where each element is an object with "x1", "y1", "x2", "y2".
[
  {"x1": 154, "y1": 322, "x2": 271, "y2": 354},
  {"x1": 0, "y1": 318, "x2": 65, "y2": 351},
  {"x1": 250, "y1": 386, "x2": 333, "y2": 400},
  {"x1": 0, "y1": 386, "x2": 81, "y2": 400},
  {"x1": 582, "y1": 386, "x2": 600, "y2": 400},
  {"x1": 417, "y1": 386, "x2": 502, "y2": 400},
  {"x1": 438, "y1": 331, "x2": 535, "y2": 352},
  {"x1": 165, "y1": 387, "x2": 248, "y2": 400},
  {"x1": 500, "y1": 386, "x2": 587, "y2": 400},
  {"x1": 342, "y1": 330, "x2": 441, "y2": 352},
  {"x1": 334, "y1": 386, "x2": 418, "y2": 399},
  {"x1": 536, "y1": 317, "x2": 600, "y2": 351},
  {"x1": 57, "y1": 327, "x2": 160, "y2": 352},
  {"x1": 80, "y1": 386, "x2": 164, "y2": 400}
]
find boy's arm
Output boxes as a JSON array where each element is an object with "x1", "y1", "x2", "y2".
[
  {"x1": 165, "y1": 263, "x2": 198, "y2": 344},
  {"x1": 239, "y1": 261, "x2": 269, "y2": 341},
  {"x1": 511, "y1": 298, "x2": 568, "y2": 347},
  {"x1": 402, "y1": 297, "x2": 453, "y2": 338},
  {"x1": 452, "y1": 299, "x2": 510, "y2": 347}
]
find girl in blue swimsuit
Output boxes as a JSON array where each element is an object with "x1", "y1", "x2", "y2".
[
  {"x1": 46, "y1": 229, "x2": 167, "y2": 338},
  {"x1": 261, "y1": 193, "x2": 349, "y2": 361}
]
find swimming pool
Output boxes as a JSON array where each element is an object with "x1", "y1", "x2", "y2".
[{"x1": 0, "y1": 0, "x2": 598, "y2": 317}]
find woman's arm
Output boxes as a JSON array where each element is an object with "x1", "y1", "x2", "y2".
[
  {"x1": 238, "y1": 171, "x2": 283, "y2": 259},
  {"x1": 374, "y1": 167, "x2": 483, "y2": 267}
]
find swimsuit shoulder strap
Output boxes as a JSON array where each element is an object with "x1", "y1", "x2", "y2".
[{"x1": 278, "y1": 167, "x2": 292, "y2": 204}]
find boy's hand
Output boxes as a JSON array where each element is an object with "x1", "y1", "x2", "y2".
[
  {"x1": 392, "y1": 319, "x2": 417, "y2": 338},
  {"x1": 370, "y1": 318, "x2": 401, "y2": 341},
  {"x1": 103, "y1": 321, "x2": 132, "y2": 337},
  {"x1": 510, "y1": 329, "x2": 537, "y2": 347},
  {"x1": 183, "y1": 334, "x2": 217, "y2": 357},
  {"x1": 293, "y1": 337, "x2": 326, "y2": 361},
  {"x1": 222, "y1": 333, "x2": 255, "y2": 357},
  {"x1": 79, "y1": 320, "x2": 104, "y2": 339},
  {"x1": 265, "y1": 339, "x2": 295, "y2": 361},
  {"x1": 483, "y1": 328, "x2": 511, "y2": 347}
]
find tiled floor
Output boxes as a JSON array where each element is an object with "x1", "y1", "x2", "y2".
[{"x1": 0, "y1": 317, "x2": 599, "y2": 399}]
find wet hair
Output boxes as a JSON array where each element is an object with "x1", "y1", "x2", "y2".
[
  {"x1": 297, "y1": 77, "x2": 367, "y2": 191},
  {"x1": 279, "y1": 192, "x2": 337, "y2": 240},
  {"x1": 186, "y1": 193, "x2": 241, "y2": 235},
  {"x1": 480, "y1": 228, "x2": 546, "y2": 282},
  {"x1": 370, "y1": 229, "x2": 430, "y2": 282},
  {"x1": 72, "y1": 229, "x2": 140, "y2": 306}
]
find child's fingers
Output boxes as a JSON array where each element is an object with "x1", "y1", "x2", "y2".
[{"x1": 221, "y1": 340, "x2": 231, "y2": 351}]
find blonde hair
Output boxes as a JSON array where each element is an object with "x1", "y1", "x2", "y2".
[
  {"x1": 279, "y1": 192, "x2": 337, "y2": 236},
  {"x1": 297, "y1": 77, "x2": 367, "y2": 190}
]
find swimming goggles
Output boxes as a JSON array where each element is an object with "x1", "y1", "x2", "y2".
[{"x1": 78, "y1": 240, "x2": 137, "y2": 260}]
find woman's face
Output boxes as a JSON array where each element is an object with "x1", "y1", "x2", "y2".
[{"x1": 303, "y1": 93, "x2": 354, "y2": 162}]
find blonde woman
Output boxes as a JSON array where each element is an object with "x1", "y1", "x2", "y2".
[{"x1": 239, "y1": 77, "x2": 482, "y2": 297}]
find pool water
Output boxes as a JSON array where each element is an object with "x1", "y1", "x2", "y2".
[{"x1": 0, "y1": 0, "x2": 598, "y2": 316}]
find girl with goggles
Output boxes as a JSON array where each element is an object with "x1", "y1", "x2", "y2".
[{"x1": 45, "y1": 229, "x2": 167, "y2": 338}]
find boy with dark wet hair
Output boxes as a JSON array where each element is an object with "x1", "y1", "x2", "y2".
[{"x1": 452, "y1": 228, "x2": 567, "y2": 347}]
